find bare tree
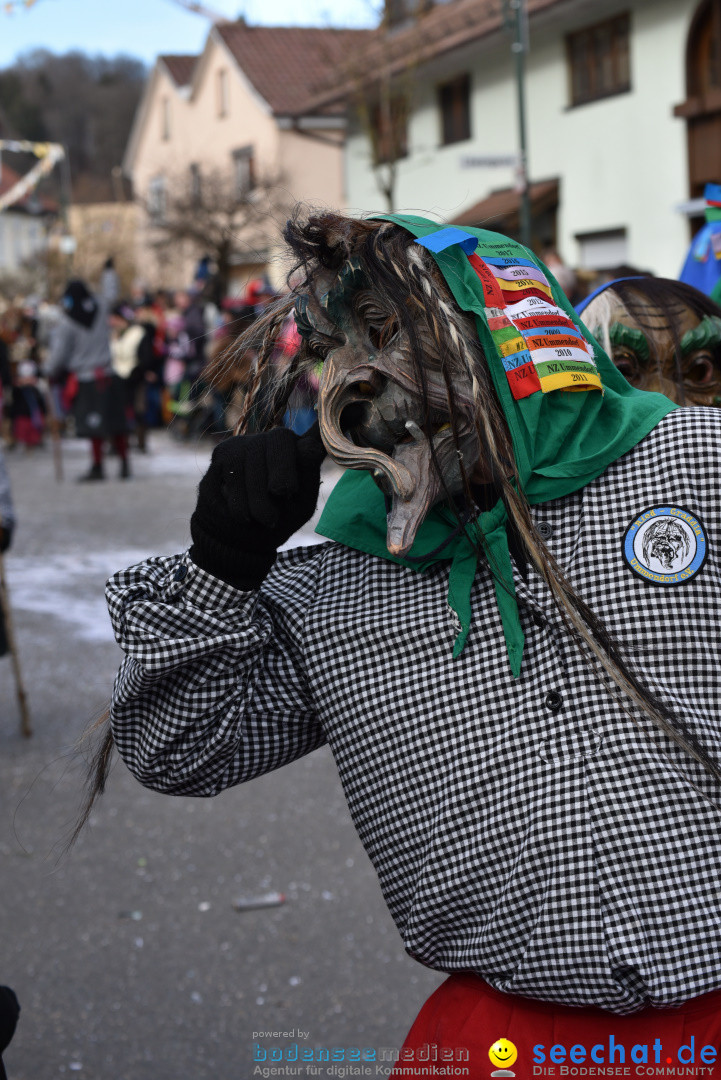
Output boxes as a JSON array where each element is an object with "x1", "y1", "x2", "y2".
[
  {"x1": 352, "y1": 69, "x2": 410, "y2": 212},
  {"x1": 143, "y1": 165, "x2": 291, "y2": 298},
  {"x1": 337, "y1": 0, "x2": 433, "y2": 212}
]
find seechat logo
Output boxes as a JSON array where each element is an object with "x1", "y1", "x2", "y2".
[{"x1": 489, "y1": 1038, "x2": 518, "y2": 1077}]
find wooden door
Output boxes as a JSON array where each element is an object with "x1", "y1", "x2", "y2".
[{"x1": 675, "y1": 0, "x2": 721, "y2": 210}]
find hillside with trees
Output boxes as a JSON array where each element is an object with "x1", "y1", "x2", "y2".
[{"x1": 0, "y1": 49, "x2": 146, "y2": 199}]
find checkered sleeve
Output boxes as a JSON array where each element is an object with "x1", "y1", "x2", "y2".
[{"x1": 106, "y1": 549, "x2": 327, "y2": 796}]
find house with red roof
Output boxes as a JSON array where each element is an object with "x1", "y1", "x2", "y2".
[{"x1": 123, "y1": 21, "x2": 370, "y2": 292}]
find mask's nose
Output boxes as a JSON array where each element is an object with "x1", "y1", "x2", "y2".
[{"x1": 318, "y1": 355, "x2": 477, "y2": 557}]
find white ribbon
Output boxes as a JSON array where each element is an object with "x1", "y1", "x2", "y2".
[{"x1": 0, "y1": 142, "x2": 64, "y2": 211}]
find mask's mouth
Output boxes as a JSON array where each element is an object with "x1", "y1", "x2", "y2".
[
  {"x1": 319, "y1": 357, "x2": 478, "y2": 556},
  {"x1": 339, "y1": 388, "x2": 452, "y2": 452}
]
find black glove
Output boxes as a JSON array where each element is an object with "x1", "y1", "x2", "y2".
[
  {"x1": 190, "y1": 423, "x2": 326, "y2": 589},
  {"x1": 0, "y1": 524, "x2": 11, "y2": 554}
]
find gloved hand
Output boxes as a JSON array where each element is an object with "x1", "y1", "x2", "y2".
[
  {"x1": 0, "y1": 524, "x2": 11, "y2": 554},
  {"x1": 190, "y1": 422, "x2": 327, "y2": 589}
]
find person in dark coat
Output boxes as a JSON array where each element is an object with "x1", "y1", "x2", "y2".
[{"x1": 47, "y1": 279, "x2": 131, "y2": 481}]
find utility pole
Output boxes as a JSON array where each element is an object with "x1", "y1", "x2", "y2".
[{"x1": 501, "y1": 0, "x2": 531, "y2": 250}]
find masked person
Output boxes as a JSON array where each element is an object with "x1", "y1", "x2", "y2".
[
  {"x1": 577, "y1": 275, "x2": 721, "y2": 406},
  {"x1": 98, "y1": 213, "x2": 721, "y2": 1075}
]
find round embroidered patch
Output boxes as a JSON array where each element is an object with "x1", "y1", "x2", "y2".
[{"x1": 623, "y1": 506, "x2": 708, "y2": 585}]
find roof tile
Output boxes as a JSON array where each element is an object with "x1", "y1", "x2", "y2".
[
  {"x1": 451, "y1": 178, "x2": 560, "y2": 227},
  {"x1": 216, "y1": 23, "x2": 373, "y2": 115},
  {"x1": 159, "y1": 54, "x2": 198, "y2": 87}
]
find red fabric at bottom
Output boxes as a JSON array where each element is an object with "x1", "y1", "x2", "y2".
[
  {"x1": 391, "y1": 974, "x2": 721, "y2": 1080},
  {"x1": 91, "y1": 437, "x2": 104, "y2": 467},
  {"x1": 13, "y1": 416, "x2": 43, "y2": 447},
  {"x1": 90, "y1": 435, "x2": 128, "y2": 466}
]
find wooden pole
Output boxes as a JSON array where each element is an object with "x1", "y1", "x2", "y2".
[
  {"x1": 0, "y1": 519, "x2": 32, "y2": 738},
  {"x1": 41, "y1": 379, "x2": 64, "y2": 483}
]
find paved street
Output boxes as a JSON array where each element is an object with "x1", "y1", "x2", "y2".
[{"x1": 0, "y1": 433, "x2": 442, "y2": 1080}]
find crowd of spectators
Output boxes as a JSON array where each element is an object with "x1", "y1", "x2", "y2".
[{"x1": 0, "y1": 258, "x2": 317, "y2": 481}]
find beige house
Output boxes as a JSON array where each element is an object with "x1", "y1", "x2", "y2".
[
  {"x1": 66, "y1": 174, "x2": 138, "y2": 297},
  {"x1": 123, "y1": 22, "x2": 369, "y2": 294}
]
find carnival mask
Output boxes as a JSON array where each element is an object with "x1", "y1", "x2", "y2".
[
  {"x1": 582, "y1": 287, "x2": 721, "y2": 406},
  {"x1": 295, "y1": 258, "x2": 481, "y2": 557}
]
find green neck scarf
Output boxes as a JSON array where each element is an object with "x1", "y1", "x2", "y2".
[{"x1": 316, "y1": 215, "x2": 677, "y2": 676}]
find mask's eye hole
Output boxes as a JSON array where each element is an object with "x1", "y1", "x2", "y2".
[
  {"x1": 310, "y1": 340, "x2": 332, "y2": 360},
  {"x1": 612, "y1": 347, "x2": 640, "y2": 380},
  {"x1": 307, "y1": 329, "x2": 343, "y2": 360},
  {"x1": 367, "y1": 317, "x2": 399, "y2": 351},
  {"x1": 684, "y1": 353, "x2": 717, "y2": 386}
]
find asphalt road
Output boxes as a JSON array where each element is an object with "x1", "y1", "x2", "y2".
[{"x1": 0, "y1": 433, "x2": 443, "y2": 1080}]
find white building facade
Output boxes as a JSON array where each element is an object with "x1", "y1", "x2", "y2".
[
  {"x1": 338, "y1": 0, "x2": 707, "y2": 278},
  {"x1": 0, "y1": 208, "x2": 47, "y2": 275}
]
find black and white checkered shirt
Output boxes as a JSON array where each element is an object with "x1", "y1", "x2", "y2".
[{"x1": 108, "y1": 407, "x2": 721, "y2": 1015}]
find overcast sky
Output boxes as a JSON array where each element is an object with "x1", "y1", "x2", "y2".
[{"x1": 0, "y1": 0, "x2": 378, "y2": 67}]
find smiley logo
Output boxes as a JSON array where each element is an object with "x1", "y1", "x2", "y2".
[{"x1": 489, "y1": 1038, "x2": 518, "y2": 1074}]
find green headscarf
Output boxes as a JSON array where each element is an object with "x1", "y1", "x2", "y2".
[{"x1": 316, "y1": 215, "x2": 676, "y2": 676}]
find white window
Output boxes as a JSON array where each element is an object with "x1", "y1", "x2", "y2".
[
  {"x1": 233, "y1": 146, "x2": 255, "y2": 198},
  {"x1": 576, "y1": 228, "x2": 628, "y2": 270},
  {"x1": 161, "y1": 97, "x2": 171, "y2": 141},
  {"x1": 189, "y1": 163, "x2": 202, "y2": 206},
  {"x1": 13, "y1": 216, "x2": 23, "y2": 264},
  {"x1": 148, "y1": 175, "x2": 167, "y2": 224},
  {"x1": 217, "y1": 69, "x2": 229, "y2": 118}
]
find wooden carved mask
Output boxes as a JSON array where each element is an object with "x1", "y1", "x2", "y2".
[
  {"x1": 581, "y1": 283, "x2": 721, "y2": 406},
  {"x1": 294, "y1": 258, "x2": 482, "y2": 557}
]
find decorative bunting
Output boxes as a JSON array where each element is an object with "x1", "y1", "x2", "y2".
[
  {"x1": 2, "y1": 0, "x2": 40, "y2": 11},
  {"x1": 0, "y1": 142, "x2": 65, "y2": 212}
]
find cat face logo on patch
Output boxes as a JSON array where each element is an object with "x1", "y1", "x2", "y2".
[
  {"x1": 623, "y1": 506, "x2": 707, "y2": 586},
  {"x1": 489, "y1": 1038, "x2": 517, "y2": 1077}
]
